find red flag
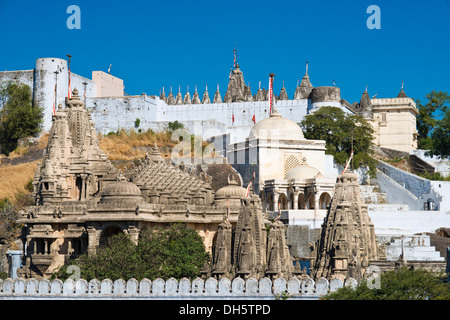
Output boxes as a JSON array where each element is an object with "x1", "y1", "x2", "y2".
[
  {"x1": 252, "y1": 114, "x2": 255, "y2": 124},
  {"x1": 245, "y1": 172, "x2": 256, "y2": 197},
  {"x1": 232, "y1": 112, "x2": 235, "y2": 124}
]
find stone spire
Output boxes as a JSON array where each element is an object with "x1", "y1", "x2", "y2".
[
  {"x1": 265, "y1": 219, "x2": 293, "y2": 279},
  {"x1": 192, "y1": 85, "x2": 201, "y2": 104},
  {"x1": 175, "y1": 86, "x2": 183, "y2": 105},
  {"x1": 355, "y1": 86, "x2": 373, "y2": 118},
  {"x1": 278, "y1": 81, "x2": 288, "y2": 100},
  {"x1": 255, "y1": 81, "x2": 265, "y2": 101},
  {"x1": 243, "y1": 82, "x2": 253, "y2": 102},
  {"x1": 202, "y1": 85, "x2": 211, "y2": 104},
  {"x1": 311, "y1": 171, "x2": 382, "y2": 282},
  {"x1": 183, "y1": 86, "x2": 191, "y2": 104},
  {"x1": 397, "y1": 80, "x2": 407, "y2": 98},
  {"x1": 213, "y1": 84, "x2": 222, "y2": 103},
  {"x1": 233, "y1": 195, "x2": 267, "y2": 279},
  {"x1": 294, "y1": 62, "x2": 313, "y2": 100},
  {"x1": 224, "y1": 60, "x2": 251, "y2": 103},
  {"x1": 210, "y1": 220, "x2": 233, "y2": 278},
  {"x1": 167, "y1": 86, "x2": 175, "y2": 105},
  {"x1": 159, "y1": 87, "x2": 167, "y2": 103}
]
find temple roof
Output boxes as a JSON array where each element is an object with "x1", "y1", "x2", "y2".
[{"x1": 129, "y1": 145, "x2": 214, "y2": 203}]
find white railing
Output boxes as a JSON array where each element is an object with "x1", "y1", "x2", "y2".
[{"x1": 0, "y1": 276, "x2": 357, "y2": 299}]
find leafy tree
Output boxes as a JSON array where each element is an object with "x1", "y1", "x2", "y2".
[
  {"x1": 416, "y1": 90, "x2": 450, "y2": 150},
  {"x1": 168, "y1": 120, "x2": 184, "y2": 132},
  {"x1": 427, "y1": 107, "x2": 450, "y2": 159},
  {"x1": 53, "y1": 223, "x2": 209, "y2": 281},
  {"x1": 0, "y1": 82, "x2": 43, "y2": 155},
  {"x1": 300, "y1": 106, "x2": 377, "y2": 176},
  {"x1": 324, "y1": 267, "x2": 450, "y2": 300}
]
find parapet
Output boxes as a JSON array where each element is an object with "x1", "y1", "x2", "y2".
[{"x1": 0, "y1": 276, "x2": 357, "y2": 299}]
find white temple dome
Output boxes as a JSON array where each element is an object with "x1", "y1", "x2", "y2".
[
  {"x1": 285, "y1": 165, "x2": 321, "y2": 180},
  {"x1": 248, "y1": 110, "x2": 304, "y2": 140}
]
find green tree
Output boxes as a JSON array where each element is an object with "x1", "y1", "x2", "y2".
[
  {"x1": 300, "y1": 106, "x2": 376, "y2": 176},
  {"x1": 416, "y1": 90, "x2": 450, "y2": 150},
  {"x1": 53, "y1": 223, "x2": 209, "y2": 281},
  {"x1": 168, "y1": 120, "x2": 184, "y2": 132},
  {"x1": 427, "y1": 107, "x2": 450, "y2": 159},
  {"x1": 0, "y1": 82, "x2": 43, "y2": 155},
  {"x1": 324, "y1": 267, "x2": 450, "y2": 300}
]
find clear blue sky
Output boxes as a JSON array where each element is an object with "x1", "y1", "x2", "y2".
[{"x1": 0, "y1": 0, "x2": 449, "y2": 104}]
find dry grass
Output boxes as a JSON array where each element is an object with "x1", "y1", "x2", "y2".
[
  {"x1": 98, "y1": 129, "x2": 176, "y2": 161},
  {"x1": 0, "y1": 161, "x2": 39, "y2": 203}
]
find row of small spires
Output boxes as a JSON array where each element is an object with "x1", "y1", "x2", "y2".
[{"x1": 158, "y1": 81, "x2": 309, "y2": 105}]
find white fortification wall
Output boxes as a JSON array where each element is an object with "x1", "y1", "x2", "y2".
[{"x1": 88, "y1": 96, "x2": 311, "y2": 143}]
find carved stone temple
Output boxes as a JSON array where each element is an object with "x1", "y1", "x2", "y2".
[
  {"x1": 17, "y1": 88, "x2": 294, "y2": 279},
  {"x1": 207, "y1": 193, "x2": 293, "y2": 280},
  {"x1": 310, "y1": 171, "x2": 386, "y2": 282}
]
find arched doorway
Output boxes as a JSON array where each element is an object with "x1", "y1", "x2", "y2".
[
  {"x1": 307, "y1": 193, "x2": 315, "y2": 209},
  {"x1": 298, "y1": 193, "x2": 306, "y2": 209},
  {"x1": 319, "y1": 193, "x2": 332, "y2": 209},
  {"x1": 278, "y1": 193, "x2": 288, "y2": 210}
]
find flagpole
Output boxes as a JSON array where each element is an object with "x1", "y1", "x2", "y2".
[
  {"x1": 67, "y1": 54, "x2": 72, "y2": 99},
  {"x1": 53, "y1": 68, "x2": 59, "y2": 116}
]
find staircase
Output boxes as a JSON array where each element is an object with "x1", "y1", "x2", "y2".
[{"x1": 359, "y1": 185, "x2": 387, "y2": 204}]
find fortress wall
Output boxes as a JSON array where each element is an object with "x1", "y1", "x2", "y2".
[
  {"x1": 89, "y1": 95, "x2": 148, "y2": 134},
  {"x1": 89, "y1": 96, "x2": 309, "y2": 142}
]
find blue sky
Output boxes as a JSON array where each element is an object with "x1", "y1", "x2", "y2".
[{"x1": 0, "y1": 0, "x2": 449, "y2": 104}]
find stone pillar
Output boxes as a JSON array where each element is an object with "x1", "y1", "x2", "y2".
[
  {"x1": 87, "y1": 227, "x2": 97, "y2": 256},
  {"x1": 6, "y1": 250, "x2": 23, "y2": 279},
  {"x1": 273, "y1": 193, "x2": 279, "y2": 212},
  {"x1": 293, "y1": 192, "x2": 299, "y2": 210}
]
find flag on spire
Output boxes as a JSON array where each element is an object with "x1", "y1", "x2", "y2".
[
  {"x1": 245, "y1": 172, "x2": 256, "y2": 197},
  {"x1": 337, "y1": 150, "x2": 354, "y2": 181}
]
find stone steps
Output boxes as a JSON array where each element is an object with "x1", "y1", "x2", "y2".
[
  {"x1": 359, "y1": 185, "x2": 387, "y2": 204},
  {"x1": 377, "y1": 235, "x2": 445, "y2": 261}
]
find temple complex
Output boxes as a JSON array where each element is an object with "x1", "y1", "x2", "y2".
[{"x1": 18, "y1": 88, "x2": 294, "y2": 279}]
